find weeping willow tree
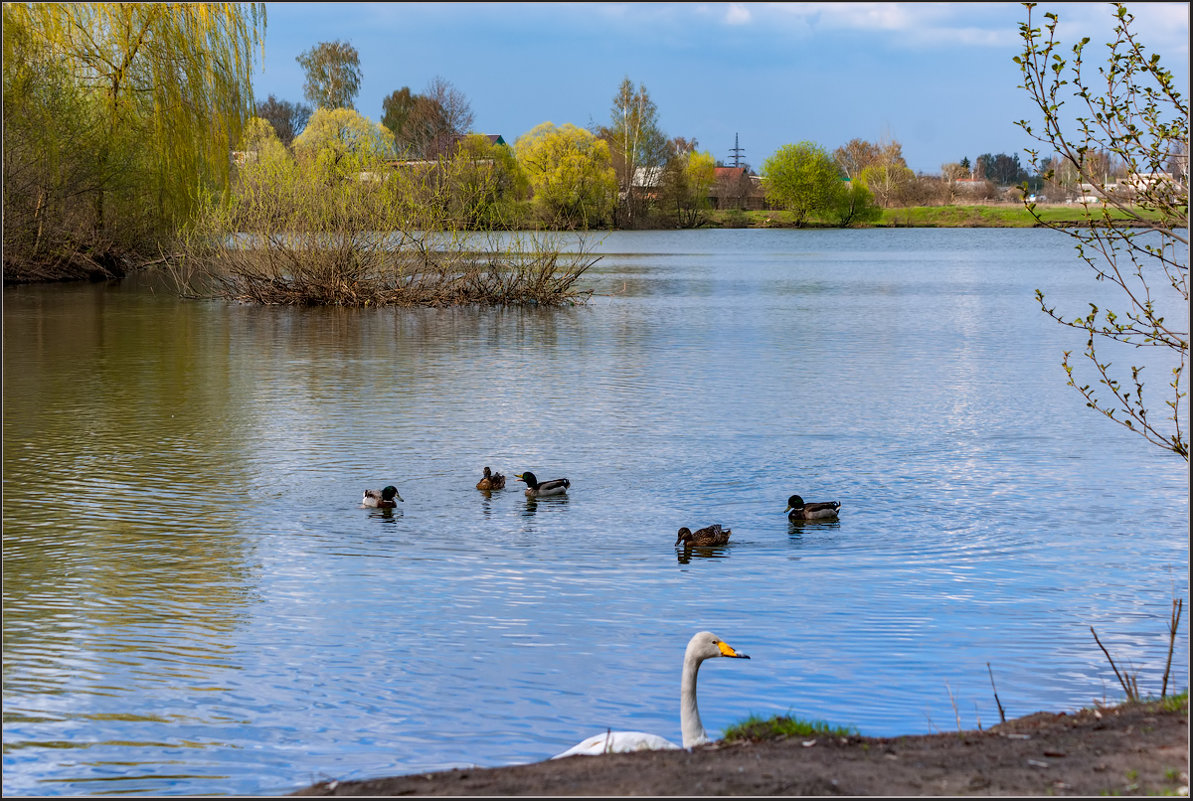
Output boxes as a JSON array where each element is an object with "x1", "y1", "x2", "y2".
[{"x1": 2, "y1": 3, "x2": 265, "y2": 282}]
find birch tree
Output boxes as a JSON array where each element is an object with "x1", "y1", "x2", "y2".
[
  {"x1": 297, "y1": 39, "x2": 361, "y2": 110},
  {"x1": 595, "y1": 78, "x2": 669, "y2": 227}
]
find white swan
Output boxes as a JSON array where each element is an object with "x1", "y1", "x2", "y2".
[{"x1": 551, "y1": 631, "x2": 750, "y2": 758}]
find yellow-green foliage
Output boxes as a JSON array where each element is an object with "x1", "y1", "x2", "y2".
[
  {"x1": 441, "y1": 134, "x2": 530, "y2": 229},
  {"x1": 6, "y1": 2, "x2": 263, "y2": 221},
  {"x1": 293, "y1": 107, "x2": 395, "y2": 165},
  {"x1": 177, "y1": 123, "x2": 596, "y2": 307},
  {"x1": 762, "y1": 142, "x2": 845, "y2": 227},
  {"x1": 515, "y1": 122, "x2": 617, "y2": 229},
  {"x1": 3, "y1": 10, "x2": 121, "y2": 277},
  {"x1": 656, "y1": 148, "x2": 717, "y2": 228},
  {"x1": 2, "y1": 2, "x2": 264, "y2": 280},
  {"x1": 685, "y1": 150, "x2": 717, "y2": 199}
]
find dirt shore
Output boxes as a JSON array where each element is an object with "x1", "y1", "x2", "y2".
[{"x1": 292, "y1": 698, "x2": 1187, "y2": 796}]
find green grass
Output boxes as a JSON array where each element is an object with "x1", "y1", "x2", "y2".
[
  {"x1": 879, "y1": 203, "x2": 1169, "y2": 228},
  {"x1": 1078, "y1": 690, "x2": 1188, "y2": 716},
  {"x1": 1159, "y1": 690, "x2": 1188, "y2": 713},
  {"x1": 878, "y1": 205, "x2": 1045, "y2": 227},
  {"x1": 702, "y1": 203, "x2": 1170, "y2": 229},
  {"x1": 723, "y1": 713, "x2": 858, "y2": 742}
]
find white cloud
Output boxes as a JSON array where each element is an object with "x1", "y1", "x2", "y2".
[
  {"x1": 724, "y1": 3, "x2": 752, "y2": 25},
  {"x1": 758, "y1": 2, "x2": 1020, "y2": 46},
  {"x1": 1055, "y1": 3, "x2": 1190, "y2": 61}
]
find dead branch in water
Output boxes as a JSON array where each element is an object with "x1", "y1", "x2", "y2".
[
  {"x1": 1090, "y1": 626, "x2": 1139, "y2": 702},
  {"x1": 986, "y1": 662, "x2": 1006, "y2": 724},
  {"x1": 1161, "y1": 598, "x2": 1183, "y2": 698}
]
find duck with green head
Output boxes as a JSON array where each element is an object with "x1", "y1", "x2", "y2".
[
  {"x1": 785, "y1": 494, "x2": 840, "y2": 521},
  {"x1": 362, "y1": 485, "x2": 403, "y2": 508},
  {"x1": 514, "y1": 471, "x2": 569, "y2": 498}
]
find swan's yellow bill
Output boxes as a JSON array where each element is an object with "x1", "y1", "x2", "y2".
[{"x1": 717, "y1": 640, "x2": 750, "y2": 659}]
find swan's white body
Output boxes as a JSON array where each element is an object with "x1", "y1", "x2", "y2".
[
  {"x1": 552, "y1": 730, "x2": 680, "y2": 758},
  {"x1": 551, "y1": 631, "x2": 750, "y2": 758}
]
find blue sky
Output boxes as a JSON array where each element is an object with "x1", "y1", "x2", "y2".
[{"x1": 250, "y1": 2, "x2": 1190, "y2": 175}]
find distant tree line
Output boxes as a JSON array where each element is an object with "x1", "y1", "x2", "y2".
[{"x1": 8, "y1": 16, "x2": 1182, "y2": 287}]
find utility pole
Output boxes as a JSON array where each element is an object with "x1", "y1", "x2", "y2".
[{"x1": 728, "y1": 133, "x2": 745, "y2": 169}]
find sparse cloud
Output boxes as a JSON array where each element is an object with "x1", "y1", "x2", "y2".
[
  {"x1": 753, "y1": 2, "x2": 1189, "y2": 53},
  {"x1": 725, "y1": 3, "x2": 752, "y2": 25},
  {"x1": 761, "y1": 2, "x2": 1021, "y2": 47},
  {"x1": 1051, "y1": 2, "x2": 1190, "y2": 60}
]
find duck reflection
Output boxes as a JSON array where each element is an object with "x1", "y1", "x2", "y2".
[
  {"x1": 367, "y1": 507, "x2": 401, "y2": 524},
  {"x1": 478, "y1": 491, "x2": 494, "y2": 517},
  {"x1": 787, "y1": 518, "x2": 840, "y2": 540},
  {"x1": 676, "y1": 543, "x2": 731, "y2": 564},
  {"x1": 522, "y1": 494, "x2": 569, "y2": 517},
  {"x1": 788, "y1": 518, "x2": 840, "y2": 532}
]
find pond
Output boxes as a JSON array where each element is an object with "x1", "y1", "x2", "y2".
[{"x1": 3, "y1": 228, "x2": 1188, "y2": 796}]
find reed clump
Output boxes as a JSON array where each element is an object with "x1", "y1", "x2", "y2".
[
  {"x1": 173, "y1": 119, "x2": 596, "y2": 307},
  {"x1": 177, "y1": 232, "x2": 595, "y2": 308}
]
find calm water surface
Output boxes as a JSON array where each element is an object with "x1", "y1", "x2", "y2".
[{"x1": 3, "y1": 228, "x2": 1188, "y2": 795}]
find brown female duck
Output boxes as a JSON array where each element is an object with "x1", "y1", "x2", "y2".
[
  {"x1": 675, "y1": 524, "x2": 732, "y2": 548},
  {"x1": 476, "y1": 466, "x2": 506, "y2": 491}
]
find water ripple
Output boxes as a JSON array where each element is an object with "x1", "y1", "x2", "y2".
[{"x1": 4, "y1": 230, "x2": 1187, "y2": 795}]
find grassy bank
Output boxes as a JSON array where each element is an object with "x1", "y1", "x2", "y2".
[{"x1": 703, "y1": 203, "x2": 1168, "y2": 229}]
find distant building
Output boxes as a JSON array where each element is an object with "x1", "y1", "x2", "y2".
[
  {"x1": 450, "y1": 133, "x2": 507, "y2": 148},
  {"x1": 1119, "y1": 171, "x2": 1180, "y2": 197},
  {"x1": 386, "y1": 134, "x2": 507, "y2": 172},
  {"x1": 953, "y1": 178, "x2": 989, "y2": 192},
  {"x1": 631, "y1": 166, "x2": 664, "y2": 191},
  {"x1": 710, "y1": 166, "x2": 766, "y2": 210}
]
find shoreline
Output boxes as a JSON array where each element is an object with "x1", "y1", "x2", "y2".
[
  {"x1": 2, "y1": 204, "x2": 1163, "y2": 288},
  {"x1": 290, "y1": 697, "x2": 1188, "y2": 797}
]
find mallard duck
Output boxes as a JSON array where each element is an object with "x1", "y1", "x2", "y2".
[
  {"x1": 785, "y1": 494, "x2": 840, "y2": 521},
  {"x1": 476, "y1": 466, "x2": 506, "y2": 491},
  {"x1": 675, "y1": 524, "x2": 732, "y2": 548},
  {"x1": 515, "y1": 471, "x2": 569, "y2": 498},
  {"x1": 552, "y1": 631, "x2": 750, "y2": 758},
  {"x1": 362, "y1": 485, "x2": 403, "y2": 508}
]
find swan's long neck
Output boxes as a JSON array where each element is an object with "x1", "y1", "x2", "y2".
[{"x1": 679, "y1": 650, "x2": 709, "y2": 748}]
